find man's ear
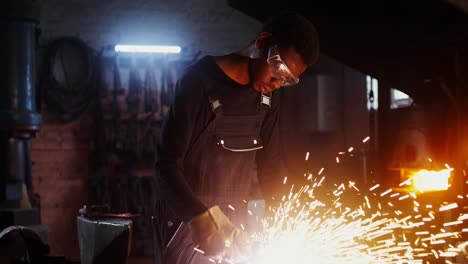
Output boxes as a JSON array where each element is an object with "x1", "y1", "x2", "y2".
[{"x1": 255, "y1": 32, "x2": 273, "y2": 50}]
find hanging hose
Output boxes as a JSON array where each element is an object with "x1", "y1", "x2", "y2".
[{"x1": 41, "y1": 36, "x2": 95, "y2": 122}]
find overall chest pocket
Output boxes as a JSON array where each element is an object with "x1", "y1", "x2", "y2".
[{"x1": 214, "y1": 115, "x2": 264, "y2": 152}]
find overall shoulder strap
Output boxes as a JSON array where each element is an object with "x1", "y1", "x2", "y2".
[
  {"x1": 196, "y1": 57, "x2": 223, "y2": 115},
  {"x1": 260, "y1": 92, "x2": 272, "y2": 108},
  {"x1": 258, "y1": 92, "x2": 272, "y2": 116},
  {"x1": 209, "y1": 94, "x2": 222, "y2": 114}
]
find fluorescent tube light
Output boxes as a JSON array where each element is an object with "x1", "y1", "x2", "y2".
[{"x1": 114, "y1": 45, "x2": 181, "y2": 53}]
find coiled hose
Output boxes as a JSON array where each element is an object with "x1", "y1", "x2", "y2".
[{"x1": 41, "y1": 36, "x2": 95, "y2": 122}]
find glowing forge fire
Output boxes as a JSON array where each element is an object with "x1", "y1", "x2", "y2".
[
  {"x1": 408, "y1": 169, "x2": 452, "y2": 193},
  {"x1": 242, "y1": 174, "x2": 466, "y2": 264}
]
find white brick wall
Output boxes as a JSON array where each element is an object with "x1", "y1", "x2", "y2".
[{"x1": 40, "y1": 0, "x2": 262, "y2": 56}]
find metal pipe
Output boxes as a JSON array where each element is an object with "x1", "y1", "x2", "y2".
[{"x1": 0, "y1": 0, "x2": 41, "y2": 207}]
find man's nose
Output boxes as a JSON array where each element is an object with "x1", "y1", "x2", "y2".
[{"x1": 271, "y1": 78, "x2": 283, "y2": 90}]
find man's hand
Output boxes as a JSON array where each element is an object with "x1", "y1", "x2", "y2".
[
  {"x1": 224, "y1": 227, "x2": 251, "y2": 263},
  {"x1": 188, "y1": 206, "x2": 250, "y2": 260}
]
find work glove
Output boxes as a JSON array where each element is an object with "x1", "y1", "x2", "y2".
[{"x1": 188, "y1": 205, "x2": 250, "y2": 260}]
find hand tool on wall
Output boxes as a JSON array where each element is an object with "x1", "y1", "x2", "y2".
[
  {"x1": 92, "y1": 51, "x2": 110, "y2": 169},
  {"x1": 127, "y1": 56, "x2": 142, "y2": 115},
  {"x1": 111, "y1": 54, "x2": 123, "y2": 151},
  {"x1": 126, "y1": 56, "x2": 142, "y2": 157},
  {"x1": 160, "y1": 57, "x2": 174, "y2": 116},
  {"x1": 144, "y1": 56, "x2": 159, "y2": 114}
]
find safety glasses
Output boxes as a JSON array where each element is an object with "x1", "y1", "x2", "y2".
[{"x1": 267, "y1": 45, "x2": 300, "y2": 86}]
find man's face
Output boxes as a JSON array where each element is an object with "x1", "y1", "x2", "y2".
[{"x1": 251, "y1": 45, "x2": 308, "y2": 94}]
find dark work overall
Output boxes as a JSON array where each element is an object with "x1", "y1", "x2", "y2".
[{"x1": 164, "y1": 90, "x2": 272, "y2": 264}]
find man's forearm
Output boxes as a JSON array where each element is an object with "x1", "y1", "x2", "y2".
[{"x1": 157, "y1": 163, "x2": 207, "y2": 222}]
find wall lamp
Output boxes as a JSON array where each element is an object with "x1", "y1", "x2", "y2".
[{"x1": 114, "y1": 45, "x2": 181, "y2": 53}]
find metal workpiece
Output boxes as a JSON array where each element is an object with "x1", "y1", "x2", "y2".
[{"x1": 77, "y1": 215, "x2": 133, "y2": 264}]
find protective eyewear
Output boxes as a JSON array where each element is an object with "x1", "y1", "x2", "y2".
[{"x1": 267, "y1": 45, "x2": 299, "y2": 86}]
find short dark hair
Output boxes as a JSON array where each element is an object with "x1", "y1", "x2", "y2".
[{"x1": 262, "y1": 11, "x2": 320, "y2": 66}]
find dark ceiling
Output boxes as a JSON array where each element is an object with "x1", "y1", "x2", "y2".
[{"x1": 228, "y1": 0, "x2": 468, "y2": 103}]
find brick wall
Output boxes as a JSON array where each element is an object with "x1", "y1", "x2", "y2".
[
  {"x1": 32, "y1": 0, "x2": 261, "y2": 260},
  {"x1": 31, "y1": 111, "x2": 93, "y2": 259}
]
